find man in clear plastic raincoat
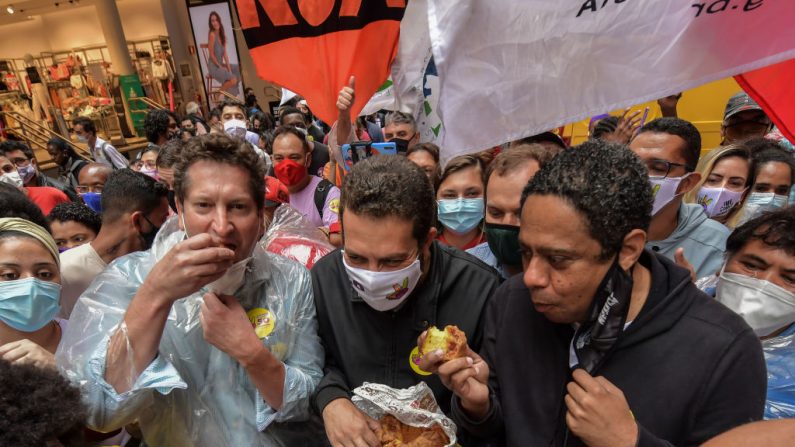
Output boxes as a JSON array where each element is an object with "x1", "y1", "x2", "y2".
[{"x1": 56, "y1": 134, "x2": 324, "y2": 446}]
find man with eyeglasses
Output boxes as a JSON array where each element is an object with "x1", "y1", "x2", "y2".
[
  {"x1": 630, "y1": 117, "x2": 730, "y2": 278},
  {"x1": 721, "y1": 93, "x2": 773, "y2": 146},
  {"x1": 0, "y1": 140, "x2": 79, "y2": 202},
  {"x1": 76, "y1": 163, "x2": 113, "y2": 214}
]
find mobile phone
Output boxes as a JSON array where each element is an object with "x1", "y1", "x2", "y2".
[{"x1": 341, "y1": 141, "x2": 398, "y2": 171}]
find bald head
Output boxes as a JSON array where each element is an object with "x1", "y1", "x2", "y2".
[{"x1": 78, "y1": 163, "x2": 113, "y2": 194}]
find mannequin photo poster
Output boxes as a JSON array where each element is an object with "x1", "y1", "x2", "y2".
[{"x1": 187, "y1": 1, "x2": 244, "y2": 108}]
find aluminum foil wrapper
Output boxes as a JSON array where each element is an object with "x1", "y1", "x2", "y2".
[{"x1": 352, "y1": 382, "x2": 457, "y2": 446}]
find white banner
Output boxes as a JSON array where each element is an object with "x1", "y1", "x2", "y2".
[
  {"x1": 427, "y1": 0, "x2": 795, "y2": 161},
  {"x1": 359, "y1": 0, "x2": 442, "y2": 145}
]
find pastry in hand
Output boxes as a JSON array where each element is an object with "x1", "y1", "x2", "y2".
[
  {"x1": 379, "y1": 415, "x2": 449, "y2": 447},
  {"x1": 418, "y1": 325, "x2": 467, "y2": 362}
]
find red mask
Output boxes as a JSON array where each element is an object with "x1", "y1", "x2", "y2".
[{"x1": 274, "y1": 158, "x2": 306, "y2": 187}]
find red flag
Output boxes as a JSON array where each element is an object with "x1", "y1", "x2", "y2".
[
  {"x1": 235, "y1": 0, "x2": 406, "y2": 124},
  {"x1": 735, "y1": 58, "x2": 795, "y2": 143}
]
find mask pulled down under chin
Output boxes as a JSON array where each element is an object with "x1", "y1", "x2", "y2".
[{"x1": 204, "y1": 257, "x2": 252, "y2": 296}]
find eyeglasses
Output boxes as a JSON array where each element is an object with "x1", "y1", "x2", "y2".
[
  {"x1": 645, "y1": 159, "x2": 693, "y2": 178},
  {"x1": 725, "y1": 120, "x2": 770, "y2": 133},
  {"x1": 76, "y1": 184, "x2": 103, "y2": 194}
]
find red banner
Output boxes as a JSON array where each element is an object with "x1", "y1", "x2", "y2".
[
  {"x1": 235, "y1": 0, "x2": 406, "y2": 124},
  {"x1": 735, "y1": 58, "x2": 795, "y2": 144}
]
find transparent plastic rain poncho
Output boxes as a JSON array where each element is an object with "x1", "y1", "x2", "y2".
[
  {"x1": 262, "y1": 205, "x2": 334, "y2": 270},
  {"x1": 763, "y1": 326, "x2": 795, "y2": 419},
  {"x1": 55, "y1": 216, "x2": 324, "y2": 446}
]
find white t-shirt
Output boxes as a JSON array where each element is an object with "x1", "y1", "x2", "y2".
[{"x1": 59, "y1": 243, "x2": 107, "y2": 319}]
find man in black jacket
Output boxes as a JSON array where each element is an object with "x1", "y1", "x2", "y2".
[
  {"x1": 424, "y1": 141, "x2": 766, "y2": 446},
  {"x1": 311, "y1": 155, "x2": 500, "y2": 447}
]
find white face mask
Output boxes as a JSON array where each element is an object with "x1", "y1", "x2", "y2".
[
  {"x1": 0, "y1": 170, "x2": 23, "y2": 188},
  {"x1": 697, "y1": 186, "x2": 745, "y2": 218},
  {"x1": 224, "y1": 119, "x2": 248, "y2": 139},
  {"x1": 649, "y1": 174, "x2": 690, "y2": 216},
  {"x1": 76, "y1": 134, "x2": 88, "y2": 143},
  {"x1": 716, "y1": 270, "x2": 795, "y2": 337},
  {"x1": 342, "y1": 252, "x2": 422, "y2": 311}
]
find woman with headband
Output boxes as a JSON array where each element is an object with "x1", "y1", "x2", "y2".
[{"x1": 0, "y1": 217, "x2": 65, "y2": 370}]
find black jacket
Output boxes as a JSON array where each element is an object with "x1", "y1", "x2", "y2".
[
  {"x1": 311, "y1": 241, "x2": 500, "y2": 415},
  {"x1": 38, "y1": 173, "x2": 80, "y2": 203},
  {"x1": 453, "y1": 251, "x2": 767, "y2": 446}
]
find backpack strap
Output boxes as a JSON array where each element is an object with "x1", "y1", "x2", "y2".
[{"x1": 314, "y1": 179, "x2": 334, "y2": 219}]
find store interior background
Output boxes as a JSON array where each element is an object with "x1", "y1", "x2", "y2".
[{"x1": 0, "y1": 0, "x2": 281, "y2": 169}]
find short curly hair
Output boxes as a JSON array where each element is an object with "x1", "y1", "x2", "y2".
[
  {"x1": 174, "y1": 133, "x2": 267, "y2": 212},
  {"x1": 144, "y1": 109, "x2": 177, "y2": 144},
  {"x1": 47, "y1": 201, "x2": 101, "y2": 234},
  {"x1": 341, "y1": 155, "x2": 435, "y2": 245},
  {"x1": 521, "y1": 140, "x2": 653, "y2": 260},
  {"x1": 0, "y1": 359, "x2": 86, "y2": 446}
]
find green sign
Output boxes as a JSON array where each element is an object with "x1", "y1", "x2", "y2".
[{"x1": 119, "y1": 74, "x2": 147, "y2": 136}]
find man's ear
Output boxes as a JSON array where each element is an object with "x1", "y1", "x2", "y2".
[
  {"x1": 130, "y1": 211, "x2": 144, "y2": 233},
  {"x1": 618, "y1": 229, "x2": 647, "y2": 271},
  {"x1": 678, "y1": 172, "x2": 701, "y2": 195}
]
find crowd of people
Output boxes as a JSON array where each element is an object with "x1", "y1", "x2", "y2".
[{"x1": 0, "y1": 81, "x2": 793, "y2": 447}]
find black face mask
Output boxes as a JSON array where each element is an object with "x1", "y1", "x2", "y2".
[
  {"x1": 390, "y1": 133, "x2": 415, "y2": 155},
  {"x1": 572, "y1": 258, "x2": 634, "y2": 373},
  {"x1": 139, "y1": 215, "x2": 160, "y2": 250},
  {"x1": 484, "y1": 223, "x2": 522, "y2": 267},
  {"x1": 167, "y1": 190, "x2": 177, "y2": 213}
]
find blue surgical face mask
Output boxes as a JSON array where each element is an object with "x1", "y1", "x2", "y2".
[
  {"x1": 80, "y1": 192, "x2": 102, "y2": 214},
  {"x1": 746, "y1": 192, "x2": 788, "y2": 209},
  {"x1": 0, "y1": 277, "x2": 61, "y2": 332},
  {"x1": 738, "y1": 192, "x2": 789, "y2": 226},
  {"x1": 437, "y1": 198, "x2": 484, "y2": 235}
]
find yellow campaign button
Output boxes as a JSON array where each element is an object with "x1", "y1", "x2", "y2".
[
  {"x1": 247, "y1": 307, "x2": 275, "y2": 339},
  {"x1": 328, "y1": 198, "x2": 340, "y2": 214},
  {"x1": 409, "y1": 346, "x2": 431, "y2": 376}
]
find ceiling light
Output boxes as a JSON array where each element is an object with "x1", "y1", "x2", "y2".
[{"x1": 7, "y1": 5, "x2": 14, "y2": 14}]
